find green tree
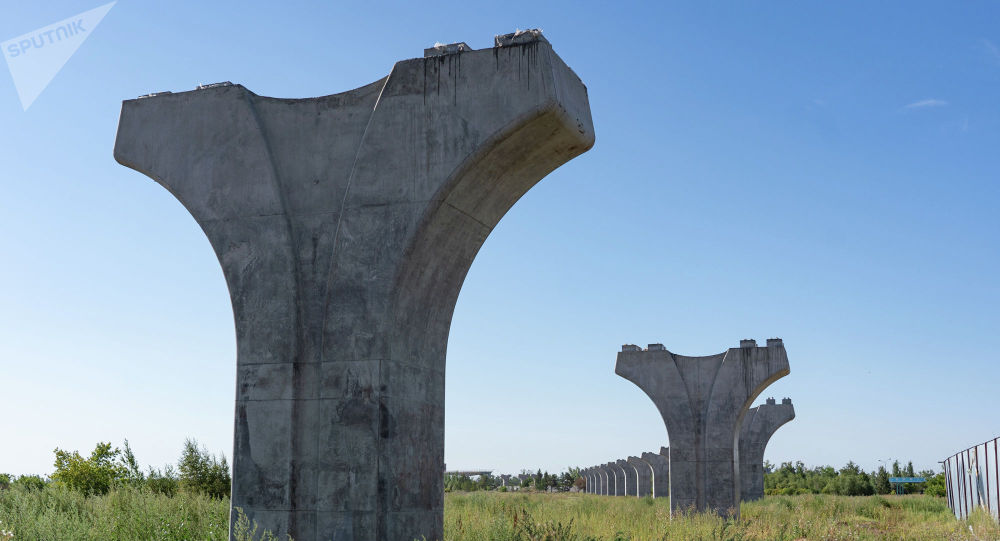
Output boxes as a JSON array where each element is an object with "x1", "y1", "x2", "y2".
[
  {"x1": 0, "y1": 474, "x2": 10, "y2": 491},
  {"x1": 475, "y1": 473, "x2": 494, "y2": 491},
  {"x1": 147, "y1": 465, "x2": 179, "y2": 496},
  {"x1": 178, "y1": 438, "x2": 231, "y2": 499},
  {"x1": 120, "y1": 439, "x2": 145, "y2": 487},
  {"x1": 873, "y1": 465, "x2": 892, "y2": 495},
  {"x1": 836, "y1": 462, "x2": 874, "y2": 496},
  {"x1": 52, "y1": 442, "x2": 126, "y2": 495},
  {"x1": 923, "y1": 470, "x2": 946, "y2": 497}
]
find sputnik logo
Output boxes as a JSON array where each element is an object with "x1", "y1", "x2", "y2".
[{"x1": 2, "y1": 2, "x2": 115, "y2": 110}]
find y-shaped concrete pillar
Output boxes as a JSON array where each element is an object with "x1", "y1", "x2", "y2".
[
  {"x1": 739, "y1": 397, "x2": 795, "y2": 502},
  {"x1": 642, "y1": 450, "x2": 669, "y2": 498},
  {"x1": 606, "y1": 462, "x2": 623, "y2": 496},
  {"x1": 595, "y1": 466, "x2": 615, "y2": 496},
  {"x1": 618, "y1": 459, "x2": 637, "y2": 497},
  {"x1": 114, "y1": 31, "x2": 593, "y2": 541},
  {"x1": 627, "y1": 456, "x2": 653, "y2": 498},
  {"x1": 616, "y1": 339, "x2": 789, "y2": 516}
]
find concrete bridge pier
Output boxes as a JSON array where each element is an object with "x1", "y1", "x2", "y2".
[
  {"x1": 642, "y1": 450, "x2": 670, "y2": 499},
  {"x1": 627, "y1": 456, "x2": 653, "y2": 498},
  {"x1": 616, "y1": 339, "x2": 790, "y2": 516},
  {"x1": 114, "y1": 30, "x2": 593, "y2": 541},
  {"x1": 739, "y1": 398, "x2": 795, "y2": 501}
]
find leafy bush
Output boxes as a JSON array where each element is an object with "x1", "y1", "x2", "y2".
[
  {"x1": 924, "y1": 472, "x2": 947, "y2": 497},
  {"x1": 12, "y1": 475, "x2": 46, "y2": 491}
]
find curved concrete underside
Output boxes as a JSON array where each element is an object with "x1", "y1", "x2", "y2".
[
  {"x1": 739, "y1": 399, "x2": 795, "y2": 501},
  {"x1": 114, "y1": 31, "x2": 593, "y2": 541}
]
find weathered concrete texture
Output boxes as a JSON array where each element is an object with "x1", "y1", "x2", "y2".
[
  {"x1": 642, "y1": 450, "x2": 669, "y2": 498},
  {"x1": 114, "y1": 31, "x2": 593, "y2": 541},
  {"x1": 616, "y1": 339, "x2": 790, "y2": 516},
  {"x1": 608, "y1": 462, "x2": 624, "y2": 496},
  {"x1": 617, "y1": 459, "x2": 635, "y2": 497},
  {"x1": 627, "y1": 456, "x2": 652, "y2": 498},
  {"x1": 598, "y1": 465, "x2": 610, "y2": 495},
  {"x1": 739, "y1": 398, "x2": 795, "y2": 502}
]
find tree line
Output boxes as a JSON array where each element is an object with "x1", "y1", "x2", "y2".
[
  {"x1": 0, "y1": 438, "x2": 230, "y2": 499},
  {"x1": 442, "y1": 460, "x2": 947, "y2": 498},
  {"x1": 445, "y1": 468, "x2": 585, "y2": 492},
  {"x1": 764, "y1": 460, "x2": 946, "y2": 497}
]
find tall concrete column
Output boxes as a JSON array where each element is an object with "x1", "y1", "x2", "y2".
[
  {"x1": 627, "y1": 456, "x2": 653, "y2": 498},
  {"x1": 598, "y1": 466, "x2": 610, "y2": 495},
  {"x1": 739, "y1": 398, "x2": 795, "y2": 501},
  {"x1": 618, "y1": 459, "x2": 637, "y2": 497},
  {"x1": 616, "y1": 339, "x2": 789, "y2": 516},
  {"x1": 582, "y1": 469, "x2": 591, "y2": 493},
  {"x1": 609, "y1": 460, "x2": 628, "y2": 496},
  {"x1": 114, "y1": 31, "x2": 593, "y2": 541},
  {"x1": 642, "y1": 450, "x2": 669, "y2": 499},
  {"x1": 604, "y1": 463, "x2": 619, "y2": 496}
]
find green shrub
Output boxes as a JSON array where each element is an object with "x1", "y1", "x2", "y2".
[
  {"x1": 924, "y1": 472, "x2": 947, "y2": 497},
  {"x1": 12, "y1": 475, "x2": 46, "y2": 491}
]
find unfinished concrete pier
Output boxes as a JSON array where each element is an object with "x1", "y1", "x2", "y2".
[
  {"x1": 609, "y1": 462, "x2": 625, "y2": 496},
  {"x1": 616, "y1": 339, "x2": 790, "y2": 516},
  {"x1": 739, "y1": 398, "x2": 795, "y2": 501},
  {"x1": 617, "y1": 459, "x2": 636, "y2": 497},
  {"x1": 627, "y1": 456, "x2": 653, "y2": 498},
  {"x1": 642, "y1": 450, "x2": 670, "y2": 498},
  {"x1": 114, "y1": 30, "x2": 593, "y2": 541}
]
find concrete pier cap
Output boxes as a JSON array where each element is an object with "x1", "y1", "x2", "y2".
[{"x1": 114, "y1": 29, "x2": 593, "y2": 541}]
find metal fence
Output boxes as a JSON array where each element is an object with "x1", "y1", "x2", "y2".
[{"x1": 943, "y1": 435, "x2": 1000, "y2": 521}]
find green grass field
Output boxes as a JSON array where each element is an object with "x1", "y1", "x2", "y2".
[
  {"x1": 2, "y1": 485, "x2": 998, "y2": 540},
  {"x1": 445, "y1": 491, "x2": 1000, "y2": 540}
]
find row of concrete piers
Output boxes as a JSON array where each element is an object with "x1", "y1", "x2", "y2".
[{"x1": 582, "y1": 448, "x2": 670, "y2": 498}]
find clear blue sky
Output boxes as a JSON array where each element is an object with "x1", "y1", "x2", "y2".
[{"x1": 1, "y1": 1, "x2": 997, "y2": 478}]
